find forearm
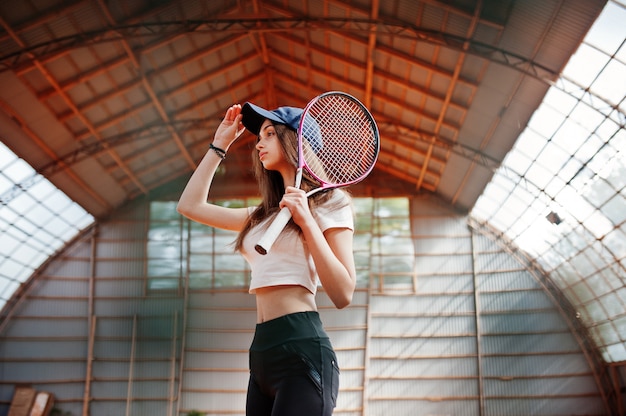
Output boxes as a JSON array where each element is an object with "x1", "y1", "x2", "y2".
[
  {"x1": 177, "y1": 105, "x2": 246, "y2": 229},
  {"x1": 301, "y1": 220, "x2": 356, "y2": 309},
  {"x1": 177, "y1": 147, "x2": 223, "y2": 216}
]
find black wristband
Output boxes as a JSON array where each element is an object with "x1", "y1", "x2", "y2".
[{"x1": 209, "y1": 143, "x2": 226, "y2": 160}]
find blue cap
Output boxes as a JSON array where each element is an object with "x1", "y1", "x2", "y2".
[
  {"x1": 241, "y1": 102, "x2": 323, "y2": 153},
  {"x1": 241, "y1": 102, "x2": 303, "y2": 135}
]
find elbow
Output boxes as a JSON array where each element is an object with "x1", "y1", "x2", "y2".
[
  {"x1": 335, "y1": 300, "x2": 350, "y2": 310},
  {"x1": 330, "y1": 272, "x2": 356, "y2": 309},
  {"x1": 176, "y1": 201, "x2": 191, "y2": 218},
  {"x1": 333, "y1": 291, "x2": 353, "y2": 310}
]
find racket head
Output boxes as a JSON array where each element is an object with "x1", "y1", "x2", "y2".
[{"x1": 298, "y1": 91, "x2": 380, "y2": 189}]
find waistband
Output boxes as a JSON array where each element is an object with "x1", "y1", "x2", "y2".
[{"x1": 251, "y1": 311, "x2": 329, "y2": 351}]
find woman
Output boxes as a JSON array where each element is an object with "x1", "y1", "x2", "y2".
[{"x1": 177, "y1": 102, "x2": 357, "y2": 415}]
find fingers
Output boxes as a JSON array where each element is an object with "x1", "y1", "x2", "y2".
[
  {"x1": 282, "y1": 186, "x2": 306, "y2": 202},
  {"x1": 284, "y1": 186, "x2": 304, "y2": 194},
  {"x1": 224, "y1": 104, "x2": 242, "y2": 121},
  {"x1": 223, "y1": 105, "x2": 243, "y2": 131},
  {"x1": 227, "y1": 105, "x2": 244, "y2": 137},
  {"x1": 235, "y1": 119, "x2": 245, "y2": 139},
  {"x1": 279, "y1": 186, "x2": 311, "y2": 225},
  {"x1": 215, "y1": 105, "x2": 245, "y2": 146}
]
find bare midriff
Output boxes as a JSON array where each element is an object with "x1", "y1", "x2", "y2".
[{"x1": 254, "y1": 284, "x2": 317, "y2": 323}]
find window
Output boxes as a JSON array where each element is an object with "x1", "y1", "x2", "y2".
[
  {"x1": 147, "y1": 196, "x2": 414, "y2": 292},
  {"x1": 147, "y1": 199, "x2": 254, "y2": 291}
]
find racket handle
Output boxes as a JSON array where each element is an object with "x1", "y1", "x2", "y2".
[{"x1": 255, "y1": 206, "x2": 293, "y2": 255}]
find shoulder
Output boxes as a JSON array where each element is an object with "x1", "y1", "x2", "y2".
[
  {"x1": 314, "y1": 190, "x2": 354, "y2": 231},
  {"x1": 323, "y1": 189, "x2": 352, "y2": 207}
]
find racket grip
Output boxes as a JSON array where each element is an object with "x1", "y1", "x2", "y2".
[{"x1": 254, "y1": 206, "x2": 293, "y2": 255}]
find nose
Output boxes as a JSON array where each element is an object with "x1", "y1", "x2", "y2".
[{"x1": 255, "y1": 138, "x2": 263, "y2": 150}]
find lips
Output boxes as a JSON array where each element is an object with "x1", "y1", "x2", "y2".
[{"x1": 259, "y1": 152, "x2": 268, "y2": 161}]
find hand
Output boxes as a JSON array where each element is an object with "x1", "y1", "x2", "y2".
[
  {"x1": 213, "y1": 104, "x2": 245, "y2": 150},
  {"x1": 279, "y1": 186, "x2": 314, "y2": 228}
]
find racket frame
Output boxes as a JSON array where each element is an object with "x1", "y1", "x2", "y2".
[{"x1": 254, "y1": 91, "x2": 379, "y2": 255}]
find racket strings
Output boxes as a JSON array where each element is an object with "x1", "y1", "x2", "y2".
[{"x1": 303, "y1": 95, "x2": 378, "y2": 185}]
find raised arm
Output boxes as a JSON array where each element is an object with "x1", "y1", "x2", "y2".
[{"x1": 177, "y1": 105, "x2": 249, "y2": 231}]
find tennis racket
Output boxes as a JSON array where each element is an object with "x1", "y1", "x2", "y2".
[{"x1": 255, "y1": 91, "x2": 380, "y2": 255}]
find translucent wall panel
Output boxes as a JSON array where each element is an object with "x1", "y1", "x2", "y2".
[
  {"x1": 365, "y1": 197, "x2": 606, "y2": 416},
  {"x1": 0, "y1": 142, "x2": 93, "y2": 311},
  {"x1": 471, "y1": 1, "x2": 626, "y2": 363},
  {"x1": 0, "y1": 195, "x2": 610, "y2": 415}
]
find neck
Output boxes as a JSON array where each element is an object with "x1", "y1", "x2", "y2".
[{"x1": 281, "y1": 167, "x2": 299, "y2": 189}]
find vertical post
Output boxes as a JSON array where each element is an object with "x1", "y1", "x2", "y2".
[
  {"x1": 82, "y1": 316, "x2": 96, "y2": 415},
  {"x1": 361, "y1": 289, "x2": 373, "y2": 416},
  {"x1": 470, "y1": 227, "x2": 484, "y2": 416},
  {"x1": 410, "y1": 200, "x2": 418, "y2": 294},
  {"x1": 126, "y1": 315, "x2": 137, "y2": 416},
  {"x1": 168, "y1": 311, "x2": 178, "y2": 416},
  {"x1": 362, "y1": 197, "x2": 379, "y2": 415},
  {"x1": 374, "y1": 199, "x2": 384, "y2": 294},
  {"x1": 610, "y1": 365, "x2": 623, "y2": 416},
  {"x1": 82, "y1": 228, "x2": 97, "y2": 416},
  {"x1": 176, "y1": 220, "x2": 191, "y2": 416}
]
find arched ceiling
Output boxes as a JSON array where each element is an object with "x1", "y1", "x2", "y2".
[{"x1": 0, "y1": 0, "x2": 606, "y2": 219}]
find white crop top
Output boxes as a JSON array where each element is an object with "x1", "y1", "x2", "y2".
[{"x1": 241, "y1": 190, "x2": 354, "y2": 295}]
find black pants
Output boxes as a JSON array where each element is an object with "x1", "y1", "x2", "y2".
[{"x1": 246, "y1": 311, "x2": 339, "y2": 416}]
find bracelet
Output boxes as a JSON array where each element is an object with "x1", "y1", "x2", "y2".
[{"x1": 209, "y1": 143, "x2": 226, "y2": 160}]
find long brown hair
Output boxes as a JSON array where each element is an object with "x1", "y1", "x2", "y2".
[{"x1": 234, "y1": 123, "x2": 345, "y2": 251}]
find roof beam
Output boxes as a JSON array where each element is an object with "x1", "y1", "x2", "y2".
[
  {"x1": 94, "y1": 0, "x2": 195, "y2": 172},
  {"x1": 5, "y1": 16, "x2": 618, "y2": 123},
  {"x1": 419, "y1": 0, "x2": 483, "y2": 191},
  {"x1": 0, "y1": 98, "x2": 110, "y2": 209},
  {"x1": 0, "y1": 17, "x2": 561, "y2": 81},
  {"x1": 0, "y1": 0, "x2": 87, "y2": 44},
  {"x1": 364, "y1": 0, "x2": 379, "y2": 109},
  {"x1": 69, "y1": 55, "x2": 262, "y2": 143},
  {"x1": 0, "y1": 13, "x2": 148, "y2": 196},
  {"x1": 37, "y1": 33, "x2": 248, "y2": 102},
  {"x1": 269, "y1": 43, "x2": 462, "y2": 133}
]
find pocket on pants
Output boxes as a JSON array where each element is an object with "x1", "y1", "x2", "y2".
[
  {"x1": 283, "y1": 340, "x2": 323, "y2": 394},
  {"x1": 326, "y1": 347, "x2": 340, "y2": 407}
]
